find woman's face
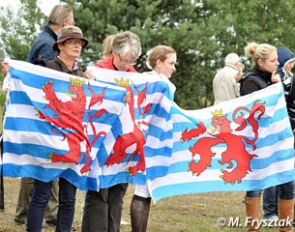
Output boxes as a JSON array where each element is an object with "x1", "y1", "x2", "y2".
[
  {"x1": 156, "y1": 53, "x2": 177, "y2": 78},
  {"x1": 284, "y1": 60, "x2": 294, "y2": 75},
  {"x1": 113, "y1": 51, "x2": 137, "y2": 71},
  {"x1": 258, "y1": 50, "x2": 279, "y2": 73}
]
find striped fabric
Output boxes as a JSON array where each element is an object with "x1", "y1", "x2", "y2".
[
  {"x1": 2, "y1": 61, "x2": 294, "y2": 202},
  {"x1": 2, "y1": 60, "x2": 174, "y2": 191},
  {"x1": 148, "y1": 83, "x2": 295, "y2": 201}
]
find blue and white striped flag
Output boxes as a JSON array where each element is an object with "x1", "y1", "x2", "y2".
[
  {"x1": 87, "y1": 67, "x2": 175, "y2": 188},
  {"x1": 2, "y1": 60, "x2": 294, "y2": 201},
  {"x1": 2, "y1": 60, "x2": 174, "y2": 191},
  {"x1": 148, "y1": 83, "x2": 295, "y2": 201},
  {"x1": 3, "y1": 60, "x2": 132, "y2": 190}
]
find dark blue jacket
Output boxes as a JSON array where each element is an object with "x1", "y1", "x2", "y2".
[
  {"x1": 27, "y1": 25, "x2": 58, "y2": 63},
  {"x1": 277, "y1": 47, "x2": 295, "y2": 80},
  {"x1": 277, "y1": 47, "x2": 295, "y2": 130}
]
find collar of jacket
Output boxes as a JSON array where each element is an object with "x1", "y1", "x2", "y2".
[
  {"x1": 225, "y1": 63, "x2": 239, "y2": 71},
  {"x1": 253, "y1": 66, "x2": 272, "y2": 83},
  {"x1": 44, "y1": 24, "x2": 58, "y2": 41}
]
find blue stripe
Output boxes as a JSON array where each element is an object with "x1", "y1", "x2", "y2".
[
  {"x1": 99, "y1": 171, "x2": 146, "y2": 188},
  {"x1": 5, "y1": 117, "x2": 60, "y2": 134},
  {"x1": 3, "y1": 163, "x2": 99, "y2": 191},
  {"x1": 10, "y1": 67, "x2": 126, "y2": 102},
  {"x1": 4, "y1": 141, "x2": 93, "y2": 164},
  {"x1": 144, "y1": 146, "x2": 173, "y2": 158},
  {"x1": 164, "y1": 149, "x2": 294, "y2": 174},
  {"x1": 255, "y1": 128, "x2": 293, "y2": 147},
  {"x1": 134, "y1": 104, "x2": 172, "y2": 120},
  {"x1": 4, "y1": 141, "x2": 65, "y2": 159},
  {"x1": 5, "y1": 113, "x2": 118, "y2": 133},
  {"x1": 146, "y1": 166, "x2": 170, "y2": 180},
  {"x1": 171, "y1": 127, "x2": 293, "y2": 152},
  {"x1": 10, "y1": 91, "x2": 32, "y2": 105},
  {"x1": 147, "y1": 124, "x2": 173, "y2": 141},
  {"x1": 173, "y1": 106, "x2": 289, "y2": 133},
  {"x1": 152, "y1": 170, "x2": 295, "y2": 202}
]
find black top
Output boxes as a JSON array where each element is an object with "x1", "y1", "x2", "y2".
[{"x1": 240, "y1": 67, "x2": 272, "y2": 96}]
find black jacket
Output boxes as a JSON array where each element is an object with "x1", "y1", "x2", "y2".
[
  {"x1": 240, "y1": 67, "x2": 272, "y2": 96},
  {"x1": 35, "y1": 57, "x2": 85, "y2": 78}
]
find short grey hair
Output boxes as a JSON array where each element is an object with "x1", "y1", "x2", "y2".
[
  {"x1": 112, "y1": 31, "x2": 141, "y2": 59},
  {"x1": 48, "y1": 4, "x2": 73, "y2": 26},
  {"x1": 224, "y1": 53, "x2": 240, "y2": 65}
]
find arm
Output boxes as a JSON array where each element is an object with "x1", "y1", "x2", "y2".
[{"x1": 1, "y1": 61, "x2": 9, "y2": 76}]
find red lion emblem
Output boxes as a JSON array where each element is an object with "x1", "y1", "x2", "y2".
[
  {"x1": 37, "y1": 77, "x2": 107, "y2": 174},
  {"x1": 181, "y1": 100, "x2": 265, "y2": 184},
  {"x1": 105, "y1": 77, "x2": 151, "y2": 176}
]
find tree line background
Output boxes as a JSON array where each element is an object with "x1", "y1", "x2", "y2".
[{"x1": 1, "y1": 0, "x2": 295, "y2": 109}]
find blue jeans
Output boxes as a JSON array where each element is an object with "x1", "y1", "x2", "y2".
[
  {"x1": 263, "y1": 186, "x2": 279, "y2": 218},
  {"x1": 27, "y1": 178, "x2": 76, "y2": 232},
  {"x1": 246, "y1": 180, "x2": 294, "y2": 200}
]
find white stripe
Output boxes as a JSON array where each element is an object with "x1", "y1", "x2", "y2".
[{"x1": 4, "y1": 153, "x2": 86, "y2": 175}]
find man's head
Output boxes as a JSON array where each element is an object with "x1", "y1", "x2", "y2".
[
  {"x1": 48, "y1": 4, "x2": 74, "y2": 27},
  {"x1": 224, "y1": 53, "x2": 244, "y2": 81},
  {"x1": 112, "y1": 31, "x2": 141, "y2": 71},
  {"x1": 53, "y1": 26, "x2": 88, "y2": 58},
  {"x1": 224, "y1": 53, "x2": 240, "y2": 66}
]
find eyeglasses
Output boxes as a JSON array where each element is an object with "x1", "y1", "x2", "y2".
[
  {"x1": 117, "y1": 54, "x2": 137, "y2": 65},
  {"x1": 65, "y1": 39, "x2": 84, "y2": 46}
]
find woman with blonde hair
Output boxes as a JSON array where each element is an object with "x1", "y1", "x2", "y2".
[
  {"x1": 241, "y1": 42, "x2": 294, "y2": 232},
  {"x1": 130, "y1": 45, "x2": 177, "y2": 232},
  {"x1": 102, "y1": 34, "x2": 115, "y2": 58}
]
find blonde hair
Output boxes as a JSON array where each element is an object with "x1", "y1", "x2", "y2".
[
  {"x1": 147, "y1": 45, "x2": 176, "y2": 70},
  {"x1": 244, "y1": 42, "x2": 277, "y2": 67},
  {"x1": 102, "y1": 35, "x2": 115, "y2": 58},
  {"x1": 48, "y1": 4, "x2": 73, "y2": 26}
]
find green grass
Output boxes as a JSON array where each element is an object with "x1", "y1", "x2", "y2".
[
  {"x1": 0, "y1": 178, "x2": 279, "y2": 231},
  {"x1": 0, "y1": 91, "x2": 6, "y2": 107}
]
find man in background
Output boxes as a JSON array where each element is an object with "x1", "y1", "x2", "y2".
[{"x1": 213, "y1": 52, "x2": 243, "y2": 105}]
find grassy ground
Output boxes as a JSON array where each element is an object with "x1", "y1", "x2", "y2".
[{"x1": 0, "y1": 178, "x2": 279, "y2": 232}]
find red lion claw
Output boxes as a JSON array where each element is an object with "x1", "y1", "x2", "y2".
[
  {"x1": 128, "y1": 166, "x2": 138, "y2": 176},
  {"x1": 188, "y1": 159, "x2": 200, "y2": 176}
]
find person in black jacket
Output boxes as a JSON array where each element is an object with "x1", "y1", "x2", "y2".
[
  {"x1": 241, "y1": 42, "x2": 294, "y2": 232},
  {"x1": 262, "y1": 47, "x2": 295, "y2": 225}
]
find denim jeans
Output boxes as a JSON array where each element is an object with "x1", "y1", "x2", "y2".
[
  {"x1": 246, "y1": 190, "x2": 262, "y2": 197},
  {"x1": 27, "y1": 178, "x2": 76, "y2": 232},
  {"x1": 263, "y1": 186, "x2": 279, "y2": 218},
  {"x1": 246, "y1": 180, "x2": 294, "y2": 200}
]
